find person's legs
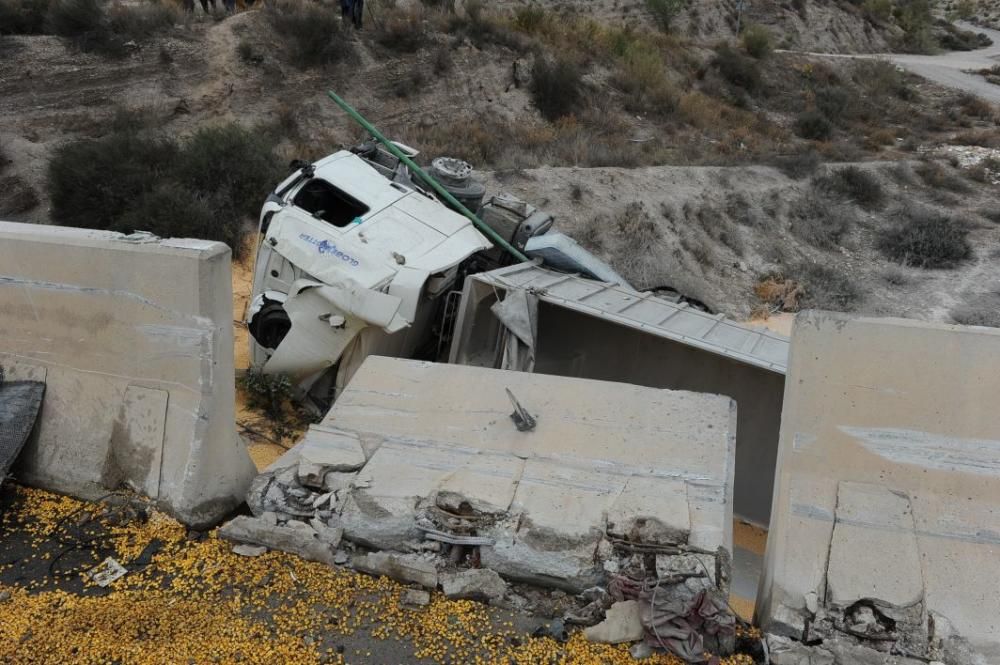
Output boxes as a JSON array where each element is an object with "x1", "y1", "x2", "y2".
[{"x1": 352, "y1": 0, "x2": 363, "y2": 28}]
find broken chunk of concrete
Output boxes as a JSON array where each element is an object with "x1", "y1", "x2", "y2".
[
  {"x1": 826, "y1": 482, "x2": 923, "y2": 609},
  {"x1": 232, "y1": 544, "x2": 267, "y2": 557},
  {"x1": 583, "y1": 600, "x2": 644, "y2": 644},
  {"x1": 440, "y1": 569, "x2": 507, "y2": 604},
  {"x1": 351, "y1": 551, "x2": 439, "y2": 589},
  {"x1": 606, "y1": 477, "x2": 689, "y2": 546},
  {"x1": 297, "y1": 425, "x2": 366, "y2": 488},
  {"x1": 400, "y1": 589, "x2": 431, "y2": 607},
  {"x1": 0, "y1": 224, "x2": 256, "y2": 527},
  {"x1": 767, "y1": 636, "x2": 835, "y2": 665},
  {"x1": 219, "y1": 515, "x2": 337, "y2": 566}
]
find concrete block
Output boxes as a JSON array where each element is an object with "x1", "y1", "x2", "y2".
[
  {"x1": 219, "y1": 515, "x2": 338, "y2": 566},
  {"x1": 583, "y1": 600, "x2": 644, "y2": 644},
  {"x1": 440, "y1": 569, "x2": 507, "y2": 604},
  {"x1": 826, "y1": 482, "x2": 923, "y2": 608},
  {"x1": 296, "y1": 425, "x2": 366, "y2": 488},
  {"x1": 0, "y1": 222, "x2": 256, "y2": 527},
  {"x1": 758, "y1": 311, "x2": 1000, "y2": 661},
  {"x1": 606, "y1": 476, "x2": 689, "y2": 546},
  {"x1": 351, "y1": 551, "x2": 439, "y2": 589}
]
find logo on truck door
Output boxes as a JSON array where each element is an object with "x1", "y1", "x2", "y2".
[{"x1": 298, "y1": 233, "x2": 360, "y2": 267}]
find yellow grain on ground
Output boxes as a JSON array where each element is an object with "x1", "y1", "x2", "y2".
[
  {"x1": 733, "y1": 520, "x2": 767, "y2": 556},
  {"x1": 0, "y1": 485, "x2": 757, "y2": 664}
]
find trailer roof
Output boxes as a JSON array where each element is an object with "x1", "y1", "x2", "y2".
[{"x1": 473, "y1": 262, "x2": 789, "y2": 374}]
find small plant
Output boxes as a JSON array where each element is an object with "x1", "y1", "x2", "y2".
[
  {"x1": 645, "y1": 0, "x2": 686, "y2": 31},
  {"x1": 713, "y1": 45, "x2": 762, "y2": 94},
  {"x1": 951, "y1": 306, "x2": 1000, "y2": 327},
  {"x1": 266, "y1": 0, "x2": 354, "y2": 69},
  {"x1": 818, "y1": 166, "x2": 884, "y2": 210},
  {"x1": 795, "y1": 110, "x2": 833, "y2": 140},
  {"x1": 238, "y1": 40, "x2": 263, "y2": 65},
  {"x1": 741, "y1": 23, "x2": 772, "y2": 58},
  {"x1": 789, "y1": 191, "x2": 855, "y2": 249},
  {"x1": 794, "y1": 261, "x2": 861, "y2": 311},
  {"x1": 878, "y1": 204, "x2": 971, "y2": 268},
  {"x1": 915, "y1": 161, "x2": 971, "y2": 193},
  {"x1": 375, "y1": 11, "x2": 429, "y2": 53},
  {"x1": 531, "y1": 56, "x2": 584, "y2": 122},
  {"x1": 240, "y1": 368, "x2": 296, "y2": 440}
]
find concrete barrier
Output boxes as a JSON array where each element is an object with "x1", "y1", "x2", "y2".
[
  {"x1": 0, "y1": 222, "x2": 256, "y2": 527},
  {"x1": 758, "y1": 311, "x2": 1000, "y2": 662}
]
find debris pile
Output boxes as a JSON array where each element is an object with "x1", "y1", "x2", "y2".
[{"x1": 219, "y1": 356, "x2": 745, "y2": 662}]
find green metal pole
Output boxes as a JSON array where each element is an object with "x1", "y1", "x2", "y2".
[{"x1": 327, "y1": 90, "x2": 529, "y2": 263}]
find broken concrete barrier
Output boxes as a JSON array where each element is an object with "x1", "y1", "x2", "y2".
[
  {"x1": 440, "y1": 569, "x2": 507, "y2": 604},
  {"x1": 351, "y1": 551, "x2": 439, "y2": 589},
  {"x1": 218, "y1": 515, "x2": 342, "y2": 566},
  {"x1": 758, "y1": 311, "x2": 1000, "y2": 662},
  {"x1": 0, "y1": 223, "x2": 256, "y2": 527},
  {"x1": 583, "y1": 600, "x2": 644, "y2": 644}
]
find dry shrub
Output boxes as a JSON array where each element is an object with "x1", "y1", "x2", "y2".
[
  {"x1": 754, "y1": 276, "x2": 803, "y2": 311},
  {"x1": 864, "y1": 127, "x2": 897, "y2": 150},
  {"x1": 266, "y1": 0, "x2": 354, "y2": 68},
  {"x1": 531, "y1": 56, "x2": 584, "y2": 121},
  {"x1": 47, "y1": 122, "x2": 282, "y2": 257},
  {"x1": 815, "y1": 166, "x2": 884, "y2": 210},
  {"x1": 374, "y1": 6, "x2": 429, "y2": 53},
  {"x1": 789, "y1": 191, "x2": 856, "y2": 249},
  {"x1": 0, "y1": 0, "x2": 49, "y2": 34},
  {"x1": 915, "y1": 160, "x2": 971, "y2": 192},
  {"x1": 878, "y1": 204, "x2": 972, "y2": 268},
  {"x1": 949, "y1": 129, "x2": 1000, "y2": 149},
  {"x1": 614, "y1": 47, "x2": 676, "y2": 115},
  {"x1": 678, "y1": 92, "x2": 723, "y2": 129},
  {"x1": 957, "y1": 93, "x2": 995, "y2": 121},
  {"x1": 951, "y1": 306, "x2": 1000, "y2": 327}
]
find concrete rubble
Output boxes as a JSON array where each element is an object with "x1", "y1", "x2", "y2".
[
  {"x1": 220, "y1": 356, "x2": 741, "y2": 661},
  {"x1": 0, "y1": 222, "x2": 256, "y2": 527},
  {"x1": 758, "y1": 311, "x2": 1000, "y2": 665}
]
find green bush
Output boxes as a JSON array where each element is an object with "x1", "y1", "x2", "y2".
[
  {"x1": 173, "y1": 124, "x2": 282, "y2": 221},
  {"x1": 646, "y1": 0, "x2": 685, "y2": 31},
  {"x1": 266, "y1": 0, "x2": 354, "y2": 68},
  {"x1": 713, "y1": 44, "x2": 762, "y2": 94},
  {"x1": 795, "y1": 110, "x2": 833, "y2": 140},
  {"x1": 862, "y1": 0, "x2": 892, "y2": 22},
  {"x1": 47, "y1": 123, "x2": 283, "y2": 257},
  {"x1": 531, "y1": 56, "x2": 584, "y2": 121},
  {"x1": 741, "y1": 24, "x2": 772, "y2": 58},
  {"x1": 878, "y1": 204, "x2": 971, "y2": 268}
]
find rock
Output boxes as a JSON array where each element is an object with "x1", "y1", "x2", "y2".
[
  {"x1": 582, "y1": 600, "x2": 644, "y2": 644},
  {"x1": 219, "y1": 515, "x2": 337, "y2": 566},
  {"x1": 401, "y1": 589, "x2": 431, "y2": 607},
  {"x1": 765, "y1": 603, "x2": 808, "y2": 639},
  {"x1": 232, "y1": 544, "x2": 267, "y2": 557},
  {"x1": 351, "y1": 551, "x2": 439, "y2": 589},
  {"x1": 309, "y1": 518, "x2": 344, "y2": 549},
  {"x1": 440, "y1": 569, "x2": 508, "y2": 604},
  {"x1": 767, "y1": 635, "x2": 835, "y2": 665},
  {"x1": 804, "y1": 590, "x2": 819, "y2": 615},
  {"x1": 333, "y1": 551, "x2": 349, "y2": 565},
  {"x1": 0, "y1": 590, "x2": 10, "y2": 602},
  {"x1": 629, "y1": 642, "x2": 653, "y2": 659}
]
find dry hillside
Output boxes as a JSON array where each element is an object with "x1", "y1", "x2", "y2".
[{"x1": 1, "y1": 0, "x2": 999, "y2": 327}]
